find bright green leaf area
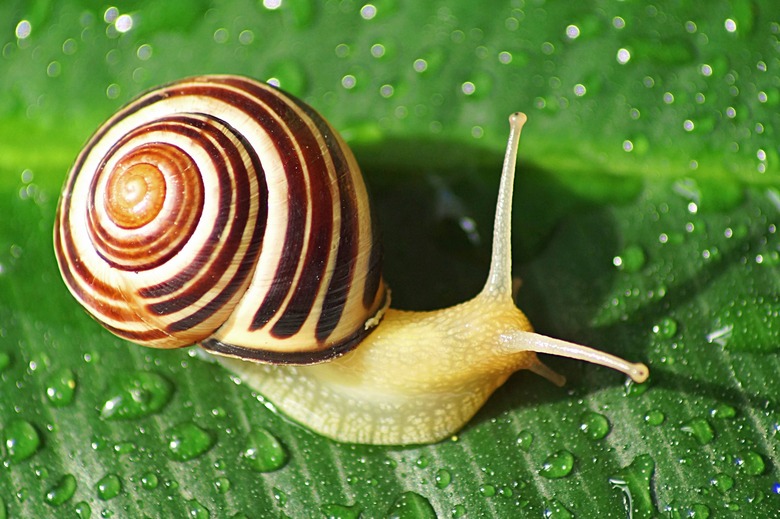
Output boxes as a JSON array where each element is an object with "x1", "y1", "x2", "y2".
[{"x1": 1, "y1": 1, "x2": 779, "y2": 517}]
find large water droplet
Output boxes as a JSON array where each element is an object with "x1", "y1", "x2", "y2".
[
  {"x1": 543, "y1": 499, "x2": 573, "y2": 518},
  {"x1": 44, "y1": 474, "x2": 77, "y2": 506},
  {"x1": 710, "y1": 404, "x2": 736, "y2": 419},
  {"x1": 74, "y1": 501, "x2": 91, "y2": 518},
  {"x1": 386, "y1": 491, "x2": 436, "y2": 519},
  {"x1": 579, "y1": 411, "x2": 611, "y2": 440},
  {"x1": 140, "y1": 472, "x2": 159, "y2": 490},
  {"x1": 100, "y1": 371, "x2": 173, "y2": 420},
  {"x1": 3, "y1": 419, "x2": 41, "y2": 463},
  {"x1": 515, "y1": 430, "x2": 533, "y2": 451},
  {"x1": 434, "y1": 468, "x2": 452, "y2": 489},
  {"x1": 609, "y1": 454, "x2": 655, "y2": 519},
  {"x1": 0, "y1": 352, "x2": 10, "y2": 372},
  {"x1": 644, "y1": 410, "x2": 665, "y2": 426},
  {"x1": 45, "y1": 368, "x2": 77, "y2": 407},
  {"x1": 96, "y1": 474, "x2": 121, "y2": 500},
  {"x1": 187, "y1": 498, "x2": 210, "y2": 518},
  {"x1": 710, "y1": 472, "x2": 734, "y2": 494},
  {"x1": 214, "y1": 476, "x2": 231, "y2": 494},
  {"x1": 243, "y1": 427, "x2": 287, "y2": 472},
  {"x1": 165, "y1": 422, "x2": 214, "y2": 461},
  {"x1": 680, "y1": 418, "x2": 715, "y2": 445},
  {"x1": 652, "y1": 317, "x2": 678, "y2": 339},
  {"x1": 319, "y1": 502, "x2": 362, "y2": 519},
  {"x1": 539, "y1": 450, "x2": 574, "y2": 479},
  {"x1": 613, "y1": 245, "x2": 646, "y2": 272},
  {"x1": 734, "y1": 450, "x2": 765, "y2": 476}
]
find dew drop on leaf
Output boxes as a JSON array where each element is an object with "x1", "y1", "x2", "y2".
[
  {"x1": 165, "y1": 422, "x2": 214, "y2": 461},
  {"x1": 187, "y1": 498, "x2": 210, "y2": 519},
  {"x1": 680, "y1": 418, "x2": 715, "y2": 445},
  {"x1": 44, "y1": 474, "x2": 77, "y2": 506},
  {"x1": 243, "y1": 427, "x2": 288, "y2": 472},
  {"x1": 99, "y1": 371, "x2": 173, "y2": 420},
  {"x1": 3, "y1": 419, "x2": 41, "y2": 463},
  {"x1": 710, "y1": 473, "x2": 735, "y2": 494},
  {"x1": 44, "y1": 367, "x2": 77, "y2": 407},
  {"x1": 74, "y1": 501, "x2": 91, "y2": 519},
  {"x1": 543, "y1": 498, "x2": 573, "y2": 519},
  {"x1": 734, "y1": 450, "x2": 765, "y2": 476},
  {"x1": 386, "y1": 491, "x2": 436, "y2": 519},
  {"x1": 652, "y1": 317, "x2": 678, "y2": 339},
  {"x1": 272, "y1": 487, "x2": 286, "y2": 507},
  {"x1": 579, "y1": 411, "x2": 611, "y2": 440},
  {"x1": 613, "y1": 244, "x2": 646, "y2": 272},
  {"x1": 710, "y1": 404, "x2": 736, "y2": 419},
  {"x1": 319, "y1": 502, "x2": 362, "y2": 519},
  {"x1": 434, "y1": 468, "x2": 452, "y2": 489},
  {"x1": 0, "y1": 352, "x2": 10, "y2": 372},
  {"x1": 96, "y1": 474, "x2": 121, "y2": 500},
  {"x1": 609, "y1": 454, "x2": 655, "y2": 519},
  {"x1": 644, "y1": 410, "x2": 665, "y2": 426},
  {"x1": 451, "y1": 504, "x2": 467, "y2": 518},
  {"x1": 539, "y1": 450, "x2": 575, "y2": 479},
  {"x1": 214, "y1": 476, "x2": 231, "y2": 494},
  {"x1": 479, "y1": 484, "x2": 495, "y2": 497},
  {"x1": 515, "y1": 429, "x2": 533, "y2": 451},
  {"x1": 140, "y1": 472, "x2": 159, "y2": 490}
]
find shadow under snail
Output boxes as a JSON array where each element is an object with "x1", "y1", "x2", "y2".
[{"x1": 54, "y1": 75, "x2": 648, "y2": 445}]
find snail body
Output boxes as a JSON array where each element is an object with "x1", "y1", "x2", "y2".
[{"x1": 55, "y1": 75, "x2": 648, "y2": 445}]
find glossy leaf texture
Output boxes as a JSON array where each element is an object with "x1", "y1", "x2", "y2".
[{"x1": 1, "y1": 1, "x2": 779, "y2": 517}]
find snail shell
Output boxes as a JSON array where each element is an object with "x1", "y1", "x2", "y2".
[{"x1": 54, "y1": 75, "x2": 388, "y2": 364}]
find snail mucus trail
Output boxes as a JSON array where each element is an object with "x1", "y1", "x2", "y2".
[{"x1": 54, "y1": 75, "x2": 649, "y2": 445}]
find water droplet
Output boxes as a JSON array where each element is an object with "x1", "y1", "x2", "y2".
[
  {"x1": 140, "y1": 472, "x2": 159, "y2": 490},
  {"x1": 96, "y1": 474, "x2": 121, "y2": 500},
  {"x1": 479, "y1": 484, "x2": 496, "y2": 497},
  {"x1": 113, "y1": 441, "x2": 136, "y2": 455},
  {"x1": 214, "y1": 477, "x2": 231, "y2": 494},
  {"x1": 644, "y1": 410, "x2": 665, "y2": 426},
  {"x1": 187, "y1": 498, "x2": 210, "y2": 519},
  {"x1": 734, "y1": 450, "x2": 765, "y2": 476},
  {"x1": 543, "y1": 499, "x2": 573, "y2": 518},
  {"x1": 515, "y1": 430, "x2": 533, "y2": 451},
  {"x1": 710, "y1": 404, "x2": 736, "y2": 419},
  {"x1": 613, "y1": 245, "x2": 646, "y2": 272},
  {"x1": 166, "y1": 422, "x2": 214, "y2": 461},
  {"x1": 539, "y1": 450, "x2": 575, "y2": 479},
  {"x1": 320, "y1": 502, "x2": 362, "y2": 519},
  {"x1": 680, "y1": 418, "x2": 715, "y2": 445},
  {"x1": 3, "y1": 419, "x2": 41, "y2": 463},
  {"x1": 652, "y1": 317, "x2": 678, "y2": 339},
  {"x1": 710, "y1": 473, "x2": 734, "y2": 494},
  {"x1": 386, "y1": 491, "x2": 436, "y2": 519},
  {"x1": 45, "y1": 474, "x2": 77, "y2": 506},
  {"x1": 45, "y1": 368, "x2": 77, "y2": 407},
  {"x1": 609, "y1": 454, "x2": 655, "y2": 519},
  {"x1": 243, "y1": 427, "x2": 287, "y2": 472},
  {"x1": 416, "y1": 455, "x2": 429, "y2": 468},
  {"x1": 100, "y1": 371, "x2": 173, "y2": 420},
  {"x1": 272, "y1": 487, "x2": 287, "y2": 507},
  {"x1": 579, "y1": 411, "x2": 611, "y2": 440},
  {"x1": 0, "y1": 352, "x2": 10, "y2": 371},
  {"x1": 74, "y1": 501, "x2": 91, "y2": 518},
  {"x1": 435, "y1": 468, "x2": 452, "y2": 489},
  {"x1": 624, "y1": 376, "x2": 649, "y2": 397},
  {"x1": 451, "y1": 504, "x2": 467, "y2": 518}
]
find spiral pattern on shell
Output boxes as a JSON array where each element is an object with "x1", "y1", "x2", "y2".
[{"x1": 54, "y1": 75, "x2": 388, "y2": 363}]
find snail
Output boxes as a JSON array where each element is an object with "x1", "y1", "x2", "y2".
[{"x1": 54, "y1": 75, "x2": 648, "y2": 445}]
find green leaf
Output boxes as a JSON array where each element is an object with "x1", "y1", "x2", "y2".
[{"x1": 1, "y1": 1, "x2": 779, "y2": 517}]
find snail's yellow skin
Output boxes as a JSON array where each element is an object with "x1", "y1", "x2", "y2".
[
  {"x1": 216, "y1": 113, "x2": 648, "y2": 445},
  {"x1": 219, "y1": 292, "x2": 545, "y2": 444}
]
